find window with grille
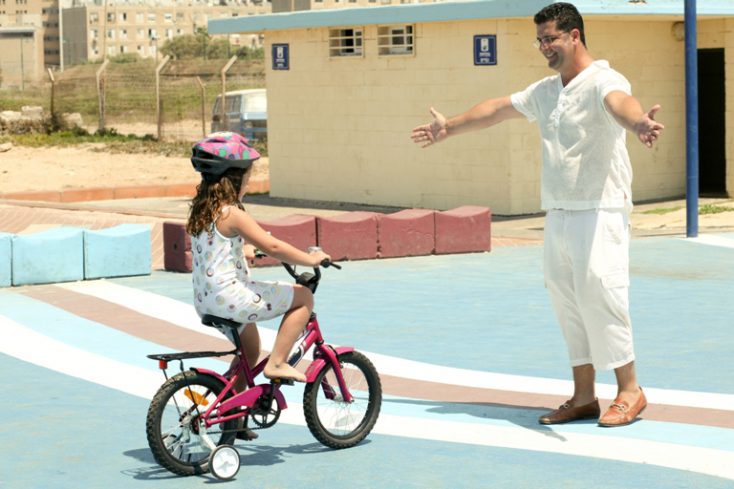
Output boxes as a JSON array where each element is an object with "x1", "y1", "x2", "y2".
[
  {"x1": 377, "y1": 24, "x2": 414, "y2": 55},
  {"x1": 329, "y1": 27, "x2": 363, "y2": 57}
]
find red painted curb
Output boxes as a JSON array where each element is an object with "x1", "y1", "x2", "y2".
[{"x1": 0, "y1": 178, "x2": 269, "y2": 203}]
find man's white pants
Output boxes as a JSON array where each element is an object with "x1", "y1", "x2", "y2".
[{"x1": 544, "y1": 208, "x2": 635, "y2": 371}]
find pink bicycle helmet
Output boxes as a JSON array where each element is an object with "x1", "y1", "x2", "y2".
[{"x1": 191, "y1": 131, "x2": 260, "y2": 182}]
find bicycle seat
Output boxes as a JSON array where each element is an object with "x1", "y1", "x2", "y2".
[{"x1": 201, "y1": 314, "x2": 243, "y2": 330}]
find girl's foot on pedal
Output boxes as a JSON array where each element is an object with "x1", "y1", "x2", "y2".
[{"x1": 264, "y1": 363, "x2": 306, "y2": 383}]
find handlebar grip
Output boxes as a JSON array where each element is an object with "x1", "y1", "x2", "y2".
[{"x1": 321, "y1": 259, "x2": 341, "y2": 270}]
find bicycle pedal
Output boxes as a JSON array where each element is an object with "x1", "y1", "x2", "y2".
[{"x1": 271, "y1": 378, "x2": 294, "y2": 386}]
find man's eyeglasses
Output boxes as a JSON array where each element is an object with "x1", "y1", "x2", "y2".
[{"x1": 533, "y1": 34, "x2": 563, "y2": 49}]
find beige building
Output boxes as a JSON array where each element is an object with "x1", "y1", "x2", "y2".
[
  {"x1": 0, "y1": 26, "x2": 44, "y2": 88},
  {"x1": 61, "y1": 0, "x2": 271, "y2": 65},
  {"x1": 0, "y1": 0, "x2": 66, "y2": 71},
  {"x1": 0, "y1": 0, "x2": 48, "y2": 86},
  {"x1": 0, "y1": 0, "x2": 273, "y2": 85},
  {"x1": 210, "y1": 1, "x2": 734, "y2": 215}
]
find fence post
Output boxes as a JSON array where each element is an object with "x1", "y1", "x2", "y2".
[
  {"x1": 195, "y1": 76, "x2": 206, "y2": 138},
  {"x1": 155, "y1": 55, "x2": 171, "y2": 141},
  {"x1": 220, "y1": 55, "x2": 237, "y2": 127},
  {"x1": 96, "y1": 59, "x2": 109, "y2": 133},
  {"x1": 47, "y1": 68, "x2": 56, "y2": 129}
]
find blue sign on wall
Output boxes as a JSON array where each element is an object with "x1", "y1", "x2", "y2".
[
  {"x1": 272, "y1": 44, "x2": 289, "y2": 70},
  {"x1": 473, "y1": 35, "x2": 497, "y2": 66}
]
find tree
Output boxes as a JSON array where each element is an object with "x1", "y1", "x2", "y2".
[{"x1": 160, "y1": 28, "x2": 262, "y2": 60}]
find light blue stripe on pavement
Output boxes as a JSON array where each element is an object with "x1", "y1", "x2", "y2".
[
  {"x1": 112, "y1": 235, "x2": 734, "y2": 394},
  {"x1": 0, "y1": 291, "x2": 224, "y2": 373}
]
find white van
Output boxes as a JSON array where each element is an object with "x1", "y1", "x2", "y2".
[{"x1": 211, "y1": 88, "x2": 267, "y2": 140}]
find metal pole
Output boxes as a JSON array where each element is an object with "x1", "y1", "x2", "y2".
[
  {"x1": 685, "y1": 0, "x2": 699, "y2": 237},
  {"x1": 155, "y1": 55, "x2": 171, "y2": 141},
  {"x1": 96, "y1": 59, "x2": 109, "y2": 132},
  {"x1": 19, "y1": 37, "x2": 25, "y2": 91},
  {"x1": 59, "y1": 6, "x2": 65, "y2": 72},
  {"x1": 195, "y1": 76, "x2": 206, "y2": 138},
  {"x1": 47, "y1": 68, "x2": 56, "y2": 126},
  {"x1": 220, "y1": 55, "x2": 237, "y2": 128}
]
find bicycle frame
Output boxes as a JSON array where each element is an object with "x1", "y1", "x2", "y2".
[{"x1": 190, "y1": 312, "x2": 355, "y2": 432}]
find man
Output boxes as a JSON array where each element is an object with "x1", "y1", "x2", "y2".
[{"x1": 411, "y1": 2, "x2": 663, "y2": 426}]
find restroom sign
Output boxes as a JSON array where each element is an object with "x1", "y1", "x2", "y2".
[
  {"x1": 473, "y1": 35, "x2": 497, "y2": 66},
  {"x1": 272, "y1": 44, "x2": 289, "y2": 70}
]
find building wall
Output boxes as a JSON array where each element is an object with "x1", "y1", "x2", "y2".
[
  {"x1": 265, "y1": 16, "x2": 719, "y2": 214},
  {"x1": 42, "y1": 0, "x2": 60, "y2": 67},
  {"x1": 2, "y1": 0, "x2": 270, "y2": 74},
  {"x1": 709, "y1": 18, "x2": 734, "y2": 197},
  {"x1": 0, "y1": 0, "x2": 40, "y2": 23},
  {"x1": 75, "y1": 2, "x2": 270, "y2": 61},
  {"x1": 0, "y1": 28, "x2": 44, "y2": 88},
  {"x1": 61, "y1": 5, "x2": 85, "y2": 65}
]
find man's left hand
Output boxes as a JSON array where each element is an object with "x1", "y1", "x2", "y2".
[{"x1": 635, "y1": 105, "x2": 664, "y2": 148}]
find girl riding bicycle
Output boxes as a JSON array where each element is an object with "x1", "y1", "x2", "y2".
[{"x1": 186, "y1": 131, "x2": 330, "y2": 384}]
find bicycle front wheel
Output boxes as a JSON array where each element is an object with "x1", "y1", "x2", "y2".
[
  {"x1": 145, "y1": 371, "x2": 238, "y2": 476},
  {"x1": 303, "y1": 351, "x2": 382, "y2": 449}
]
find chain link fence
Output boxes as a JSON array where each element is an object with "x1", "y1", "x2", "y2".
[{"x1": 48, "y1": 57, "x2": 264, "y2": 143}]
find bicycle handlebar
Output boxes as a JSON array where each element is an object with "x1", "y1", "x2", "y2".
[
  {"x1": 252, "y1": 249, "x2": 340, "y2": 293},
  {"x1": 282, "y1": 258, "x2": 340, "y2": 280}
]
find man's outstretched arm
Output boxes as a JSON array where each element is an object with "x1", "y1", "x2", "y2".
[
  {"x1": 604, "y1": 91, "x2": 664, "y2": 148},
  {"x1": 411, "y1": 96, "x2": 522, "y2": 148}
]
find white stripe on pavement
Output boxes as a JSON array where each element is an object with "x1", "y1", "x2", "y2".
[
  {"x1": 57, "y1": 280, "x2": 734, "y2": 412},
  {"x1": 2, "y1": 313, "x2": 733, "y2": 481}
]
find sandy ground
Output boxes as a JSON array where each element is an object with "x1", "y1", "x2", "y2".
[
  {"x1": 0, "y1": 143, "x2": 268, "y2": 193},
  {"x1": 0, "y1": 143, "x2": 732, "y2": 233}
]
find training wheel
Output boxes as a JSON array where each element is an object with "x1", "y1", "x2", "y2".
[{"x1": 210, "y1": 445, "x2": 240, "y2": 481}]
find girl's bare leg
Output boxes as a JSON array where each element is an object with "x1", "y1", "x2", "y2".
[
  {"x1": 234, "y1": 323, "x2": 261, "y2": 440},
  {"x1": 231, "y1": 322, "x2": 260, "y2": 391},
  {"x1": 264, "y1": 285, "x2": 313, "y2": 382}
]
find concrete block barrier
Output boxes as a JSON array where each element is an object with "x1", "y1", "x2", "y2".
[
  {"x1": 163, "y1": 221, "x2": 192, "y2": 273},
  {"x1": 434, "y1": 206, "x2": 491, "y2": 254},
  {"x1": 317, "y1": 212, "x2": 380, "y2": 261},
  {"x1": 84, "y1": 224, "x2": 152, "y2": 279},
  {"x1": 256, "y1": 214, "x2": 318, "y2": 267},
  {"x1": 0, "y1": 232, "x2": 12, "y2": 287},
  {"x1": 377, "y1": 209, "x2": 436, "y2": 258},
  {"x1": 12, "y1": 227, "x2": 85, "y2": 285}
]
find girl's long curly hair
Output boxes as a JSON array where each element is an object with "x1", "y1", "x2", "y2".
[{"x1": 186, "y1": 167, "x2": 247, "y2": 236}]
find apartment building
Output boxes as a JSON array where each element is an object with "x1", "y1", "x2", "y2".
[
  {"x1": 62, "y1": 0, "x2": 271, "y2": 66},
  {"x1": 0, "y1": 0, "x2": 270, "y2": 87}
]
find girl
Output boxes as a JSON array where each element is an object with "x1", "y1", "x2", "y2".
[{"x1": 186, "y1": 131, "x2": 330, "y2": 383}]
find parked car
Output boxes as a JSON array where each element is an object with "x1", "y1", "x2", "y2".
[{"x1": 211, "y1": 88, "x2": 267, "y2": 141}]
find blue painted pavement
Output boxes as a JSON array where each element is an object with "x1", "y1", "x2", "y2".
[{"x1": 1, "y1": 233, "x2": 732, "y2": 488}]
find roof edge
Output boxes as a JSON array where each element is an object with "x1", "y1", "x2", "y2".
[{"x1": 209, "y1": 0, "x2": 734, "y2": 35}]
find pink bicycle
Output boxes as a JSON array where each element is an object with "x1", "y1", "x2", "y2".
[{"x1": 145, "y1": 260, "x2": 382, "y2": 480}]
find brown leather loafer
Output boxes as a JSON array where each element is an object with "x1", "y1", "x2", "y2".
[
  {"x1": 538, "y1": 399, "x2": 601, "y2": 425},
  {"x1": 598, "y1": 388, "x2": 647, "y2": 427}
]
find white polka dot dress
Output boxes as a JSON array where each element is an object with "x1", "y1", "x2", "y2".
[{"x1": 191, "y1": 208, "x2": 294, "y2": 325}]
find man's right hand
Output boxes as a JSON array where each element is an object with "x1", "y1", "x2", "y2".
[{"x1": 411, "y1": 107, "x2": 448, "y2": 148}]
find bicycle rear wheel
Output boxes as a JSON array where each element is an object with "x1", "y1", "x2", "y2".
[
  {"x1": 303, "y1": 351, "x2": 382, "y2": 449},
  {"x1": 145, "y1": 371, "x2": 238, "y2": 476}
]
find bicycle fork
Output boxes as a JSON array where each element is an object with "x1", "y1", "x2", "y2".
[{"x1": 291, "y1": 316, "x2": 355, "y2": 403}]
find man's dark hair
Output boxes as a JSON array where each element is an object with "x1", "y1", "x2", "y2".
[{"x1": 534, "y1": 2, "x2": 586, "y2": 47}]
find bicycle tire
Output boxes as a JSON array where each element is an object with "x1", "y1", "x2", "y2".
[
  {"x1": 145, "y1": 370, "x2": 238, "y2": 476},
  {"x1": 303, "y1": 350, "x2": 382, "y2": 449}
]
